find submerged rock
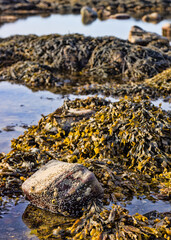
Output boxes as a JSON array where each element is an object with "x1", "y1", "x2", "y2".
[
  {"x1": 22, "y1": 204, "x2": 74, "y2": 239},
  {"x1": 22, "y1": 160, "x2": 103, "y2": 216}
]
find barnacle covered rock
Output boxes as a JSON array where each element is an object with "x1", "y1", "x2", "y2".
[{"x1": 22, "y1": 160, "x2": 103, "y2": 216}]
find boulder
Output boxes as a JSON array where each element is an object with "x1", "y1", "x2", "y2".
[
  {"x1": 109, "y1": 13, "x2": 130, "y2": 20},
  {"x1": 22, "y1": 160, "x2": 103, "y2": 216},
  {"x1": 162, "y1": 23, "x2": 171, "y2": 39},
  {"x1": 128, "y1": 25, "x2": 169, "y2": 45},
  {"x1": 80, "y1": 6, "x2": 97, "y2": 25},
  {"x1": 97, "y1": 9, "x2": 111, "y2": 20},
  {"x1": 0, "y1": 15, "x2": 17, "y2": 23},
  {"x1": 142, "y1": 12, "x2": 162, "y2": 23}
]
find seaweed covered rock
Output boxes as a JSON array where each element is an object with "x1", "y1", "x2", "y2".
[
  {"x1": 22, "y1": 160, "x2": 103, "y2": 216},
  {"x1": 7, "y1": 96, "x2": 170, "y2": 204},
  {"x1": 11, "y1": 96, "x2": 170, "y2": 175},
  {"x1": 76, "y1": 67, "x2": 171, "y2": 100},
  {"x1": 0, "y1": 61, "x2": 59, "y2": 87},
  {"x1": 0, "y1": 96, "x2": 171, "y2": 239},
  {"x1": 0, "y1": 33, "x2": 171, "y2": 84}
]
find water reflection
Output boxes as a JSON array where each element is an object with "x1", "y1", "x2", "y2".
[
  {"x1": 121, "y1": 196, "x2": 171, "y2": 215},
  {"x1": 0, "y1": 13, "x2": 170, "y2": 39},
  {"x1": 0, "y1": 81, "x2": 65, "y2": 153},
  {"x1": 22, "y1": 204, "x2": 74, "y2": 240},
  {"x1": 0, "y1": 81, "x2": 170, "y2": 153},
  {"x1": 0, "y1": 199, "x2": 31, "y2": 240},
  {"x1": 0, "y1": 196, "x2": 170, "y2": 240}
]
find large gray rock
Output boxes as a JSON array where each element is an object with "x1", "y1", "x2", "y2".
[{"x1": 22, "y1": 160, "x2": 103, "y2": 216}]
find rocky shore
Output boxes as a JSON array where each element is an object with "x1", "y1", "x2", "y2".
[
  {"x1": 0, "y1": 0, "x2": 171, "y2": 25},
  {"x1": 0, "y1": 4, "x2": 171, "y2": 237}
]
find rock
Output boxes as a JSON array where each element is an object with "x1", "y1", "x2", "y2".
[
  {"x1": 128, "y1": 25, "x2": 169, "y2": 45},
  {"x1": 67, "y1": 108, "x2": 95, "y2": 116},
  {"x1": 162, "y1": 23, "x2": 171, "y2": 39},
  {"x1": 0, "y1": 15, "x2": 17, "y2": 23},
  {"x1": 2, "y1": 125, "x2": 15, "y2": 131},
  {"x1": 97, "y1": 9, "x2": 111, "y2": 20},
  {"x1": 142, "y1": 12, "x2": 162, "y2": 23},
  {"x1": 52, "y1": 107, "x2": 95, "y2": 133},
  {"x1": 80, "y1": 6, "x2": 97, "y2": 25},
  {"x1": 22, "y1": 160, "x2": 103, "y2": 216},
  {"x1": 109, "y1": 13, "x2": 130, "y2": 19}
]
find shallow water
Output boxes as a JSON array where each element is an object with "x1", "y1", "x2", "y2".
[
  {"x1": 0, "y1": 81, "x2": 65, "y2": 153},
  {"x1": 0, "y1": 196, "x2": 170, "y2": 240},
  {"x1": 121, "y1": 197, "x2": 171, "y2": 215},
  {"x1": 0, "y1": 81, "x2": 118, "y2": 153},
  {"x1": 0, "y1": 199, "x2": 31, "y2": 240},
  {"x1": 0, "y1": 81, "x2": 170, "y2": 154},
  {"x1": 0, "y1": 14, "x2": 170, "y2": 39}
]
